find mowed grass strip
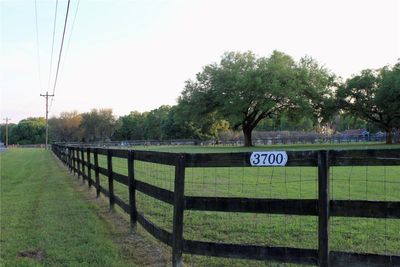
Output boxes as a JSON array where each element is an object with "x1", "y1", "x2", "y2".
[{"x1": 0, "y1": 149, "x2": 137, "y2": 267}]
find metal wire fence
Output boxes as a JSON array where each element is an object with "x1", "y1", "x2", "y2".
[
  {"x1": 183, "y1": 166, "x2": 319, "y2": 266},
  {"x1": 329, "y1": 165, "x2": 400, "y2": 257}
]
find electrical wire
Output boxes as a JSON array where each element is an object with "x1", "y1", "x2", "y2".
[
  {"x1": 51, "y1": 0, "x2": 71, "y2": 97},
  {"x1": 59, "y1": 0, "x2": 80, "y2": 76},
  {"x1": 47, "y1": 0, "x2": 58, "y2": 91},
  {"x1": 50, "y1": 0, "x2": 80, "y2": 112}
]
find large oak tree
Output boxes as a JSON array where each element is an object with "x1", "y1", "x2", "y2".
[{"x1": 179, "y1": 51, "x2": 334, "y2": 146}]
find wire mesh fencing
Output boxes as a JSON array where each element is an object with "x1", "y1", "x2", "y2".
[
  {"x1": 330, "y1": 165, "x2": 400, "y2": 257},
  {"x1": 134, "y1": 158, "x2": 175, "y2": 236},
  {"x1": 183, "y1": 166, "x2": 319, "y2": 266}
]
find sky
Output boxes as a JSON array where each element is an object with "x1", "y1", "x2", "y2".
[{"x1": 1, "y1": 0, "x2": 399, "y2": 123}]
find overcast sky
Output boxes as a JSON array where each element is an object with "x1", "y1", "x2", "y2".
[{"x1": 1, "y1": 0, "x2": 399, "y2": 123}]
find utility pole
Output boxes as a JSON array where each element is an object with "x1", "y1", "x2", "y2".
[
  {"x1": 40, "y1": 92, "x2": 54, "y2": 149},
  {"x1": 3, "y1": 117, "x2": 11, "y2": 147}
]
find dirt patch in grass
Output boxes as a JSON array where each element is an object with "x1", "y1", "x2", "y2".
[
  {"x1": 56, "y1": 158, "x2": 170, "y2": 266},
  {"x1": 17, "y1": 249, "x2": 46, "y2": 261}
]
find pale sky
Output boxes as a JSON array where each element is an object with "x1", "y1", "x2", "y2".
[{"x1": 1, "y1": 0, "x2": 399, "y2": 123}]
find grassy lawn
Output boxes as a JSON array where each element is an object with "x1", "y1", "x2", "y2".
[
  {"x1": 125, "y1": 142, "x2": 400, "y2": 153},
  {"x1": 0, "y1": 148, "x2": 165, "y2": 267},
  {"x1": 4, "y1": 144, "x2": 397, "y2": 266},
  {"x1": 89, "y1": 143, "x2": 400, "y2": 266}
]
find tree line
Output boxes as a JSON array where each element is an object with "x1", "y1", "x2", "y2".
[{"x1": 1, "y1": 50, "x2": 399, "y2": 146}]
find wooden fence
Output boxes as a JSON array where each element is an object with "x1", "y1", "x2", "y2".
[{"x1": 52, "y1": 144, "x2": 400, "y2": 267}]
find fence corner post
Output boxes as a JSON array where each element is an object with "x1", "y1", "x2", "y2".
[
  {"x1": 127, "y1": 150, "x2": 137, "y2": 233},
  {"x1": 172, "y1": 153, "x2": 186, "y2": 267},
  {"x1": 318, "y1": 150, "x2": 330, "y2": 267}
]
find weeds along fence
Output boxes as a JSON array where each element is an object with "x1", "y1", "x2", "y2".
[{"x1": 52, "y1": 144, "x2": 400, "y2": 267}]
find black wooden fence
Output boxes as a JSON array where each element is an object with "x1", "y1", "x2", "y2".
[{"x1": 52, "y1": 144, "x2": 400, "y2": 267}]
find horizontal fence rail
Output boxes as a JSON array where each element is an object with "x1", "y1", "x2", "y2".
[{"x1": 52, "y1": 144, "x2": 400, "y2": 267}]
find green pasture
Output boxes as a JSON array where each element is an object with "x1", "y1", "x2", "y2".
[
  {"x1": 128, "y1": 142, "x2": 400, "y2": 153},
  {"x1": 89, "y1": 143, "x2": 400, "y2": 266},
  {"x1": 0, "y1": 149, "x2": 138, "y2": 267}
]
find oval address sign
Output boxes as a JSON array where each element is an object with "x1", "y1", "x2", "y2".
[{"x1": 250, "y1": 151, "x2": 288, "y2": 166}]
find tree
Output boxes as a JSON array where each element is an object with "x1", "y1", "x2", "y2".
[
  {"x1": 177, "y1": 90, "x2": 228, "y2": 140},
  {"x1": 0, "y1": 123, "x2": 16, "y2": 144},
  {"x1": 81, "y1": 109, "x2": 117, "y2": 142},
  {"x1": 143, "y1": 105, "x2": 171, "y2": 140},
  {"x1": 295, "y1": 56, "x2": 337, "y2": 128},
  {"x1": 113, "y1": 111, "x2": 146, "y2": 140},
  {"x1": 337, "y1": 64, "x2": 400, "y2": 143},
  {"x1": 331, "y1": 114, "x2": 367, "y2": 132},
  {"x1": 49, "y1": 111, "x2": 82, "y2": 142},
  {"x1": 179, "y1": 51, "x2": 334, "y2": 146},
  {"x1": 10, "y1": 117, "x2": 46, "y2": 144},
  {"x1": 162, "y1": 105, "x2": 202, "y2": 139},
  {"x1": 113, "y1": 105, "x2": 211, "y2": 141}
]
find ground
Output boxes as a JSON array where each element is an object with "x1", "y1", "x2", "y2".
[
  {"x1": 0, "y1": 148, "x2": 169, "y2": 267},
  {"x1": 1, "y1": 144, "x2": 399, "y2": 266}
]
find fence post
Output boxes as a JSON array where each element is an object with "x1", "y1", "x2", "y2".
[
  {"x1": 86, "y1": 148, "x2": 92, "y2": 188},
  {"x1": 94, "y1": 148, "x2": 100, "y2": 197},
  {"x1": 127, "y1": 150, "x2": 137, "y2": 232},
  {"x1": 76, "y1": 148, "x2": 81, "y2": 178},
  {"x1": 71, "y1": 148, "x2": 75, "y2": 175},
  {"x1": 70, "y1": 147, "x2": 74, "y2": 172},
  {"x1": 81, "y1": 148, "x2": 86, "y2": 182},
  {"x1": 318, "y1": 150, "x2": 330, "y2": 267},
  {"x1": 172, "y1": 153, "x2": 186, "y2": 267},
  {"x1": 107, "y1": 149, "x2": 115, "y2": 209},
  {"x1": 68, "y1": 147, "x2": 72, "y2": 173}
]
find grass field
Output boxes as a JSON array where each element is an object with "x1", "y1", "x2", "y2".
[
  {"x1": 128, "y1": 142, "x2": 400, "y2": 153},
  {"x1": 0, "y1": 149, "x2": 166, "y2": 267},
  {"x1": 3, "y1": 145, "x2": 397, "y2": 266},
  {"x1": 90, "y1": 143, "x2": 400, "y2": 266}
]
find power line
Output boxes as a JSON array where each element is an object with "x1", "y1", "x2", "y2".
[
  {"x1": 47, "y1": 0, "x2": 59, "y2": 91},
  {"x1": 50, "y1": 0, "x2": 80, "y2": 112},
  {"x1": 51, "y1": 0, "x2": 71, "y2": 97},
  {"x1": 59, "y1": 0, "x2": 80, "y2": 79},
  {"x1": 34, "y1": 0, "x2": 42, "y2": 89}
]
